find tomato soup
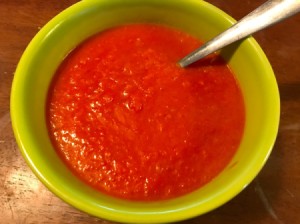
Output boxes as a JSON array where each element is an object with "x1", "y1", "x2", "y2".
[{"x1": 47, "y1": 24, "x2": 245, "y2": 201}]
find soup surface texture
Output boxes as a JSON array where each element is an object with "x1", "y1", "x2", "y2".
[{"x1": 47, "y1": 24, "x2": 245, "y2": 201}]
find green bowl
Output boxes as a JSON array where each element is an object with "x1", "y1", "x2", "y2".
[{"x1": 11, "y1": 0, "x2": 280, "y2": 223}]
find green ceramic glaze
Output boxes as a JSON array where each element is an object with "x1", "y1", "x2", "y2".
[{"x1": 11, "y1": 0, "x2": 280, "y2": 223}]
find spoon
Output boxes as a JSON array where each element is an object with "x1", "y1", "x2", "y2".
[{"x1": 178, "y1": 0, "x2": 300, "y2": 68}]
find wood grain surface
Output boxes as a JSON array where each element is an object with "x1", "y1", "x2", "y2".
[{"x1": 1, "y1": 0, "x2": 300, "y2": 223}]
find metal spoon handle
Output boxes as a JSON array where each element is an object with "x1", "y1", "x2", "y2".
[{"x1": 178, "y1": 0, "x2": 300, "y2": 68}]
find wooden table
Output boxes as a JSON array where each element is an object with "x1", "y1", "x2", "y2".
[{"x1": 1, "y1": 0, "x2": 300, "y2": 223}]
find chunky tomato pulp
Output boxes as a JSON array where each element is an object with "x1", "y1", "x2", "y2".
[{"x1": 47, "y1": 24, "x2": 245, "y2": 200}]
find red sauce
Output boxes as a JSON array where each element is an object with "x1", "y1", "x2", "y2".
[{"x1": 47, "y1": 24, "x2": 245, "y2": 201}]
